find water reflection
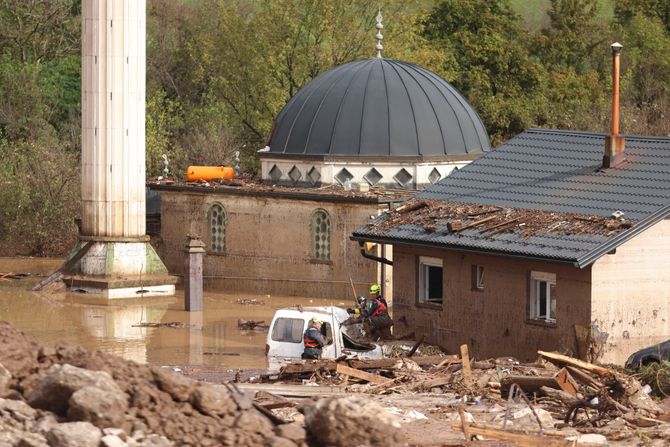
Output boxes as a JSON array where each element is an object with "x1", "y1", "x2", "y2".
[{"x1": 0, "y1": 257, "x2": 345, "y2": 371}]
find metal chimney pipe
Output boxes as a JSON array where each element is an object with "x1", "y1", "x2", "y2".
[
  {"x1": 611, "y1": 42, "x2": 622, "y2": 135},
  {"x1": 603, "y1": 42, "x2": 625, "y2": 169}
]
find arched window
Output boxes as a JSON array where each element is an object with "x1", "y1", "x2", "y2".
[
  {"x1": 207, "y1": 203, "x2": 227, "y2": 253},
  {"x1": 311, "y1": 209, "x2": 331, "y2": 261}
]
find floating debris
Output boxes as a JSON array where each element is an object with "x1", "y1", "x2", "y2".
[
  {"x1": 235, "y1": 298, "x2": 265, "y2": 306},
  {"x1": 131, "y1": 322, "x2": 198, "y2": 329}
]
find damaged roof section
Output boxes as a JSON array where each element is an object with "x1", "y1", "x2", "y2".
[{"x1": 353, "y1": 129, "x2": 670, "y2": 267}]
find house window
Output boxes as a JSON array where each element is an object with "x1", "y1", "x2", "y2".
[
  {"x1": 472, "y1": 264, "x2": 484, "y2": 290},
  {"x1": 207, "y1": 203, "x2": 227, "y2": 253},
  {"x1": 271, "y1": 318, "x2": 304, "y2": 343},
  {"x1": 530, "y1": 271, "x2": 556, "y2": 323},
  {"x1": 419, "y1": 256, "x2": 443, "y2": 304},
  {"x1": 311, "y1": 209, "x2": 331, "y2": 261}
]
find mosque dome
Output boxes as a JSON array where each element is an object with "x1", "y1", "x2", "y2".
[{"x1": 268, "y1": 58, "x2": 490, "y2": 158}]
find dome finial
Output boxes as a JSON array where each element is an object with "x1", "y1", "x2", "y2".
[{"x1": 375, "y1": 8, "x2": 383, "y2": 58}]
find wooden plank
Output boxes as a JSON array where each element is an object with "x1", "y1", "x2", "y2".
[
  {"x1": 448, "y1": 215, "x2": 498, "y2": 233},
  {"x1": 538, "y1": 350, "x2": 611, "y2": 377},
  {"x1": 554, "y1": 368, "x2": 578, "y2": 395},
  {"x1": 565, "y1": 366, "x2": 603, "y2": 389},
  {"x1": 501, "y1": 375, "x2": 559, "y2": 396},
  {"x1": 30, "y1": 241, "x2": 94, "y2": 291},
  {"x1": 278, "y1": 355, "x2": 449, "y2": 375},
  {"x1": 460, "y1": 344, "x2": 473, "y2": 387},
  {"x1": 451, "y1": 424, "x2": 599, "y2": 447},
  {"x1": 574, "y1": 324, "x2": 591, "y2": 361},
  {"x1": 335, "y1": 364, "x2": 393, "y2": 385}
]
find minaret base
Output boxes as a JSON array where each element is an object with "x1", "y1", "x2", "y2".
[{"x1": 63, "y1": 237, "x2": 177, "y2": 299}]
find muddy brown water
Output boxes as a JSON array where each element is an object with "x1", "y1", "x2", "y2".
[{"x1": 0, "y1": 257, "x2": 348, "y2": 372}]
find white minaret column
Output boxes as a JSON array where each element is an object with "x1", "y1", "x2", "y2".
[
  {"x1": 82, "y1": 0, "x2": 145, "y2": 236},
  {"x1": 71, "y1": 0, "x2": 174, "y2": 298}
]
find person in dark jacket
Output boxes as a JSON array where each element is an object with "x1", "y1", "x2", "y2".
[
  {"x1": 302, "y1": 317, "x2": 328, "y2": 359},
  {"x1": 347, "y1": 284, "x2": 393, "y2": 340}
]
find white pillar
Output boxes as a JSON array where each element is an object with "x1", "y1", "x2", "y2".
[{"x1": 81, "y1": 0, "x2": 146, "y2": 237}]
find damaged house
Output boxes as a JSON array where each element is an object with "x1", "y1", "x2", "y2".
[{"x1": 352, "y1": 46, "x2": 670, "y2": 365}]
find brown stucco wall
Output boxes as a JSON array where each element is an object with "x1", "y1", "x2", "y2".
[
  {"x1": 591, "y1": 219, "x2": 670, "y2": 364},
  {"x1": 158, "y1": 190, "x2": 383, "y2": 299},
  {"x1": 391, "y1": 246, "x2": 592, "y2": 361}
]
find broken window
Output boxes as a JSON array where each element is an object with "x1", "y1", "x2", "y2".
[
  {"x1": 472, "y1": 265, "x2": 485, "y2": 290},
  {"x1": 207, "y1": 203, "x2": 227, "y2": 253},
  {"x1": 530, "y1": 271, "x2": 556, "y2": 323},
  {"x1": 418, "y1": 256, "x2": 443, "y2": 304},
  {"x1": 311, "y1": 209, "x2": 331, "y2": 261},
  {"x1": 271, "y1": 318, "x2": 304, "y2": 343}
]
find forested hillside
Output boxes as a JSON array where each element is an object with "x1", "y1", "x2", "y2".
[{"x1": 1, "y1": 0, "x2": 669, "y2": 256}]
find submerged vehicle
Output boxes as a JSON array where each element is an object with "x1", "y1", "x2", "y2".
[
  {"x1": 265, "y1": 306, "x2": 384, "y2": 363},
  {"x1": 625, "y1": 339, "x2": 670, "y2": 369}
]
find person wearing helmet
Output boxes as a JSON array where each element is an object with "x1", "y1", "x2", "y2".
[
  {"x1": 347, "y1": 284, "x2": 393, "y2": 339},
  {"x1": 302, "y1": 317, "x2": 328, "y2": 359}
]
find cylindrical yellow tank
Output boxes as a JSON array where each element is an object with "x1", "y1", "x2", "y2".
[{"x1": 186, "y1": 166, "x2": 235, "y2": 182}]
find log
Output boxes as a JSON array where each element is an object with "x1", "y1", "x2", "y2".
[
  {"x1": 335, "y1": 364, "x2": 393, "y2": 385},
  {"x1": 539, "y1": 386, "x2": 581, "y2": 406},
  {"x1": 395, "y1": 200, "x2": 428, "y2": 214},
  {"x1": 406, "y1": 335, "x2": 424, "y2": 358},
  {"x1": 450, "y1": 423, "x2": 597, "y2": 447},
  {"x1": 409, "y1": 376, "x2": 452, "y2": 391},
  {"x1": 448, "y1": 215, "x2": 498, "y2": 233},
  {"x1": 565, "y1": 366, "x2": 603, "y2": 389},
  {"x1": 538, "y1": 351, "x2": 612, "y2": 377},
  {"x1": 278, "y1": 355, "x2": 449, "y2": 375},
  {"x1": 30, "y1": 241, "x2": 94, "y2": 291}
]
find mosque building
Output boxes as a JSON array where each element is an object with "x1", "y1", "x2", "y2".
[{"x1": 149, "y1": 12, "x2": 490, "y2": 300}]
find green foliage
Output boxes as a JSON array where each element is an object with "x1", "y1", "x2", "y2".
[{"x1": 635, "y1": 360, "x2": 670, "y2": 398}]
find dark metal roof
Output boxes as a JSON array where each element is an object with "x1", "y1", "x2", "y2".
[
  {"x1": 268, "y1": 58, "x2": 490, "y2": 158},
  {"x1": 352, "y1": 129, "x2": 670, "y2": 267}
]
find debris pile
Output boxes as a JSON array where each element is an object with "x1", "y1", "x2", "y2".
[
  {"x1": 0, "y1": 321, "x2": 307, "y2": 446},
  {"x1": 149, "y1": 173, "x2": 414, "y2": 200},
  {"x1": 371, "y1": 199, "x2": 635, "y2": 238},
  {"x1": 261, "y1": 347, "x2": 670, "y2": 444}
]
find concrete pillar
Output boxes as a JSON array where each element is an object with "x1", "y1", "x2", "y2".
[
  {"x1": 66, "y1": 1, "x2": 175, "y2": 298},
  {"x1": 184, "y1": 236, "x2": 206, "y2": 311}
]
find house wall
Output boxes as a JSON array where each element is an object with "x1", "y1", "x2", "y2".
[
  {"x1": 158, "y1": 190, "x2": 383, "y2": 299},
  {"x1": 591, "y1": 219, "x2": 670, "y2": 364},
  {"x1": 392, "y1": 246, "x2": 592, "y2": 361}
]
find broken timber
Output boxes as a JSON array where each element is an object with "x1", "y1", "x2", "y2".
[
  {"x1": 451, "y1": 424, "x2": 603, "y2": 447},
  {"x1": 30, "y1": 241, "x2": 94, "y2": 291},
  {"x1": 278, "y1": 355, "x2": 449, "y2": 376},
  {"x1": 335, "y1": 364, "x2": 393, "y2": 385},
  {"x1": 447, "y1": 215, "x2": 498, "y2": 233},
  {"x1": 538, "y1": 350, "x2": 611, "y2": 377}
]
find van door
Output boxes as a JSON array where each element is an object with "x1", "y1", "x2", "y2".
[{"x1": 269, "y1": 316, "x2": 306, "y2": 358}]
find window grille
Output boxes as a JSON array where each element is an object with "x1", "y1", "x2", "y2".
[
  {"x1": 311, "y1": 209, "x2": 331, "y2": 261},
  {"x1": 208, "y1": 203, "x2": 227, "y2": 253}
]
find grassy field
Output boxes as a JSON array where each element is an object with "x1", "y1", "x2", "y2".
[{"x1": 511, "y1": 0, "x2": 614, "y2": 30}]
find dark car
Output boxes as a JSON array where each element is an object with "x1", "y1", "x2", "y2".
[{"x1": 625, "y1": 339, "x2": 670, "y2": 369}]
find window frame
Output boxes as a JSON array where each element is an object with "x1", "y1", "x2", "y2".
[
  {"x1": 418, "y1": 256, "x2": 444, "y2": 305},
  {"x1": 472, "y1": 264, "x2": 485, "y2": 291},
  {"x1": 529, "y1": 271, "x2": 557, "y2": 324},
  {"x1": 310, "y1": 208, "x2": 332, "y2": 261}
]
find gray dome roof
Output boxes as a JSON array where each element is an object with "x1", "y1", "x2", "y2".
[{"x1": 268, "y1": 58, "x2": 490, "y2": 157}]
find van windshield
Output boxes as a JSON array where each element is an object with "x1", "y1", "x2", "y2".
[{"x1": 271, "y1": 318, "x2": 304, "y2": 343}]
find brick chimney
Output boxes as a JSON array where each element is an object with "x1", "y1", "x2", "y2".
[{"x1": 603, "y1": 42, "x2": 625, "y2": 168}]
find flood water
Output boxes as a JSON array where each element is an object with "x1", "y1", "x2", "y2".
[{"x1": 0, "y1": 257, "x2": 348, "y2": 371}]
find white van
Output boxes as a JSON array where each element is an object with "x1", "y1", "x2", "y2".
[{"x1": 265, "y1": 306, "x2": 384, "y2": 364}]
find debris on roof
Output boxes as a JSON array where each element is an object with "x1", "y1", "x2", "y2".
[
  {"x1": 148, "y1": 173, "x2": 414, "y2": 200},
  {"x1": 369, "y1": 199, "x2": 634, "y2": 239}
]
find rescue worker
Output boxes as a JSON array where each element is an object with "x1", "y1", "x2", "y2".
[
  {"x1": 302, "y1": 317, "x2": 328, "y2": 359},
  {"x1": 347, "y1": 284, "x2": 393, "y2": 340}
]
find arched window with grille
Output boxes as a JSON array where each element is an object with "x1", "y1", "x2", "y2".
[
  {"x1": 207, "y1": 203, "x2": 227, "y2": 253},
  {"x1": 311, "y1": 209, "x2": 331, "y2": 261}
]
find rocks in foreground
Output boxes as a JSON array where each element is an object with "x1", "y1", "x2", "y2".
[{"x1": 0, "y1": 320, "x2": 306, "y2": 446}]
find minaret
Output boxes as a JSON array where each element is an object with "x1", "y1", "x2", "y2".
[{"x1": 68, "y1": 0, "x2": 175, "y2": 298}]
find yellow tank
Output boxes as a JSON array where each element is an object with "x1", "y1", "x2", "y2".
[{"x1": 185, "y1": 166, "x2": 234, "y2": 182}]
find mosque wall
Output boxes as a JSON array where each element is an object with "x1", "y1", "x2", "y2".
[{"x1": 157, "y1": 190, "x2": 384, "y2": 300}]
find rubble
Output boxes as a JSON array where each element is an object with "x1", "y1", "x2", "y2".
[
  {"x1": 371, "y1": 199, "x2": 635, "y2": 238},
  {"x1": 251, "y1": 345, "x2": 670, "y2": 445},
  {"x1": 0, "y1": 320, "x2": 306, "y2": 446}
]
